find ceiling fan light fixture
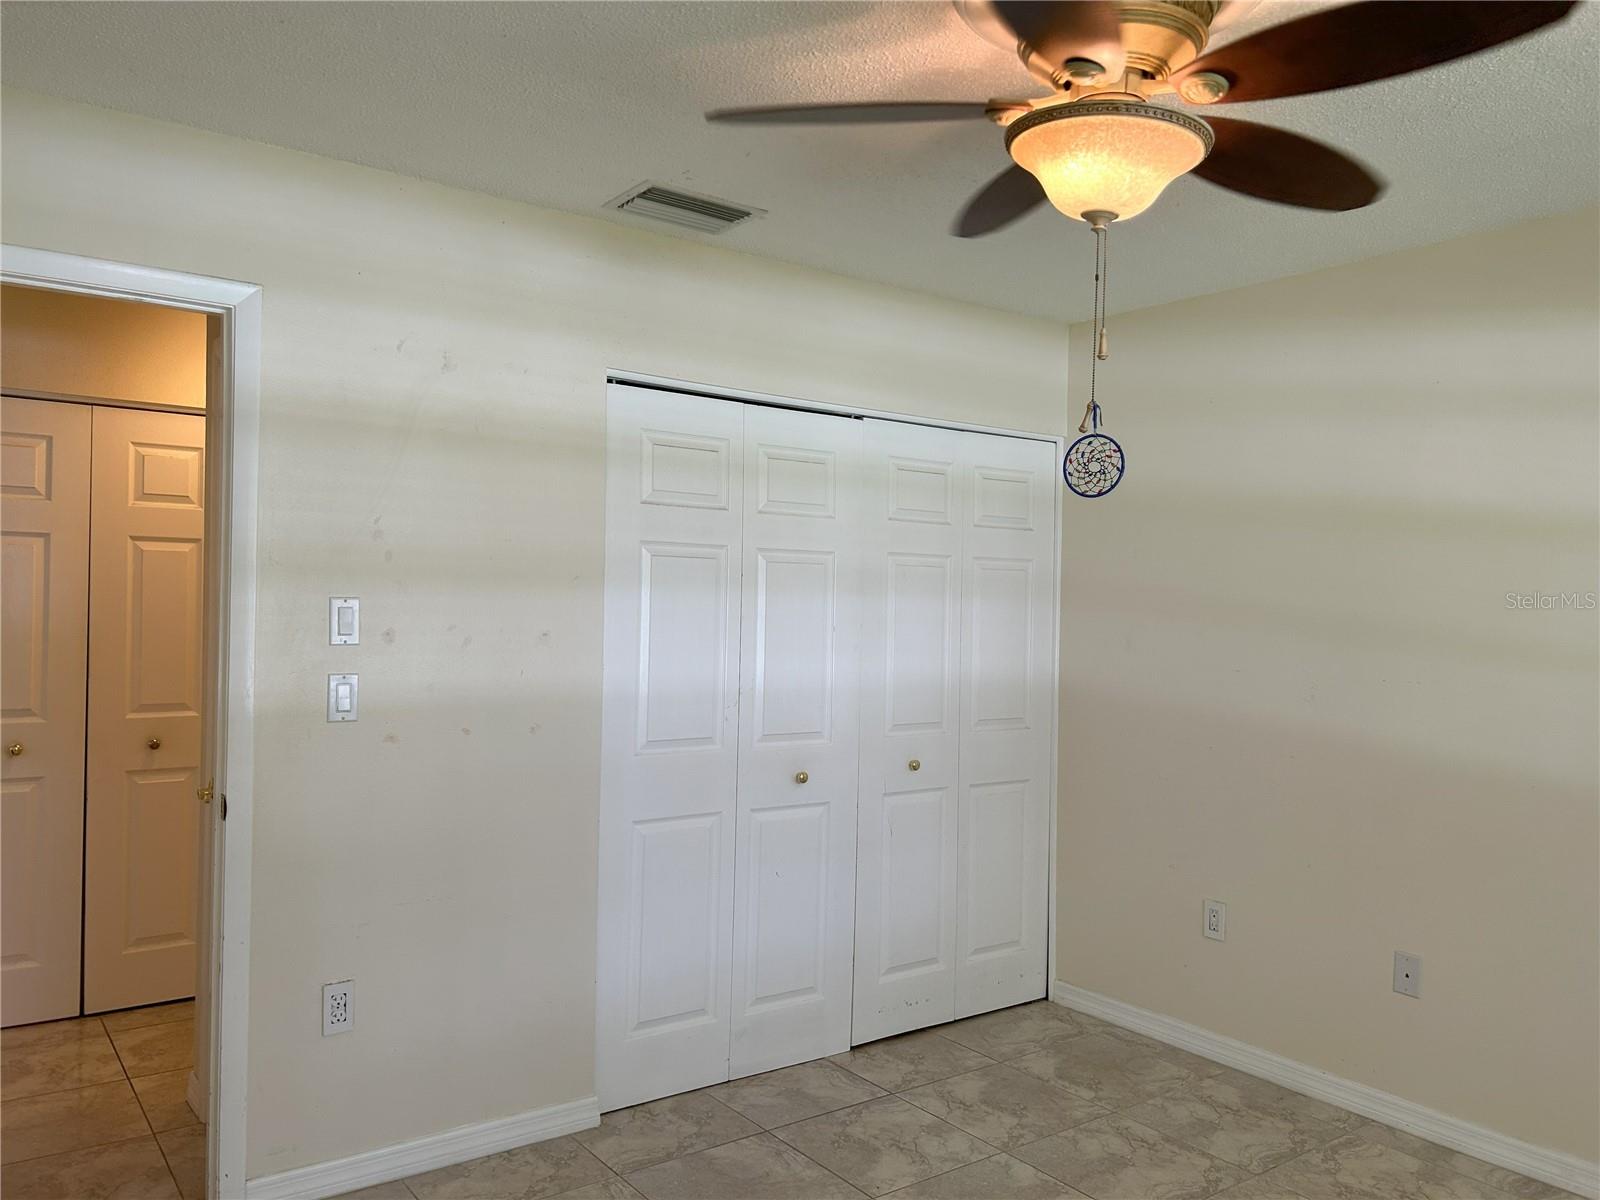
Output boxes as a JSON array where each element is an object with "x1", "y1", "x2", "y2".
[{"x1": 1004, "y1": 100, "x2": 1213, "y2": 222}]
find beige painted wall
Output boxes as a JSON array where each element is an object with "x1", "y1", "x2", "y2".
[
  {"x1": 2, "y1": 282, "x2": 207, "y2": 408},
  {"x1": 1057, "y1": 207, "x2": 1600, "y2": 1161},
  {"x1": 0, "y1": 89, "x2": 1070, "y2": 1178}
]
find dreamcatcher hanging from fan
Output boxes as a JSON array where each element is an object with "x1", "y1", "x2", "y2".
[{"x1": 1062, "y1": 212, "x2": 1124, "y2": 499}]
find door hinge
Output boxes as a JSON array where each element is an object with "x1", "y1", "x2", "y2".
[{"x1": 197, "y1": 780, "x2": 214, "y2": 805}]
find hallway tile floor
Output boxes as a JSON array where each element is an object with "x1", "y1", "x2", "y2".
[
  {"x1": 335, "y1": 1002, "x2": 1580, "y2": 1200},
  {"x1": 1, "y1": 1000, "x2": 200, "y2": 1200}
]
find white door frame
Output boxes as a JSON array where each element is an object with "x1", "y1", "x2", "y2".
[
  {"x1": 3, "y1": 244, "x2": 261, "y2": 1200},
  {"x1": 605, "y1": 369, "x2": 1067, "y2": 1020}
]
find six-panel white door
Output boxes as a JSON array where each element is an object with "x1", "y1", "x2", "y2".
[
  {"x1": 956, "y1": 432, "x2": 1056, "y2": 1018},
  {"x1": 598, "y1": 386, "x2": 745, "y2": 1109},
  {"x1": 852, "y1": 419, "x2": 967, "y2": 1043},
  {"x1": 83, "y1": 407, "x2": 207, "y2": 1013},
  {"x1": 730, "y1": 405, "x2": 862, "y2": 1077},
  {"x1": 853, "y1": 420, "x2": 1057, "y2": 1041},
  {"x1": 1, "y1": 397, "x2": 92, "y2": 1027}
]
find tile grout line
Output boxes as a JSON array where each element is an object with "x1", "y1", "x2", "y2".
[
  {"x1": 0, "y1": 1131, "x2": 166, "y2": 1172},
  {"x1": 151, "y1": 1124, "x2": 189, "y2": 1200},
  {"x1": 771, "y1": 1126, "x2": 885, "y2": 1199},
  {"x1": 1, "y1": 1072, "x2": 134, "y2": 1106},
  {"x1": 874, "y1": 1150, "x2": 1007, "y2": 1199},
  {"x1": 0, "y1": 1082, "x2": 157, "y2": 1168},
  {"x1": 568, "y1": 1133, "x2": 632, "y2": 1185},
  {"x1": 624, "y1": 1126, "x2": 879, "y2": 1199},
  {"x1": 764, "y1": 1092, "x2": 1006, "y2": 1197}
]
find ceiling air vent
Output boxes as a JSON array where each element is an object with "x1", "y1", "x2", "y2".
[{"x1": 608, "y1": 183, "x2": 763, "y2": 234}]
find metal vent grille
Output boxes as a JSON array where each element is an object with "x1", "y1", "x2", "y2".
[{"x1": 609, "y1": 183, "x2": 762, "y2": 234}]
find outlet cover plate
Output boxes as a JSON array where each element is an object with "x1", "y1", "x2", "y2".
[
  {"x1": 323, "y1": 980, "x2": 353, "y2": 1035},
  {"x1": 1203, "y1": 899, "x2": 1227, "y2": 942},
  {"x1": 1393, "y1": 951, "x2": 1421, "y2": 998}
]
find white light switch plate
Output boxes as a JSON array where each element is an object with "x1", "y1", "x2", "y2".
[
  {"x1": 329, "y1": 597, "x2": 360, "y2": 645},
  {"x1": 327, "y1": 673, "x2": 358, "y2": 722}
]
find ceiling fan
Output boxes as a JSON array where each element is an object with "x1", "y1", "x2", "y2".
[{"x1": 705, "y1": 0, "x2": 1579, "y2": 235}]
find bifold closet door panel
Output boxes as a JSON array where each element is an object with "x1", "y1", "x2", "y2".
[
  {"x1": 0, "y1": 397, "x2": 91, "y2": 1027},
  {"x1": 83, "y1": 406, "x2": 206, "y2": 1014},
  {"x1": 729, "y1": 405, "x2": 863, "y2": 1078},
  {"x1": 852, "y1": 420, "x2": 967, "y2": 1044},
  {"x1": 955, "y1": 432, "x2": 1055, "y2": 1019},
  {"x1": 598, "y1": 385, "x2": 745, "y2": 1110}
]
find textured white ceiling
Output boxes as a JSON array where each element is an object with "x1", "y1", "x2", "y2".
[{"x1": 2, "y1": 1, "x2": 1596, "y2": 319}]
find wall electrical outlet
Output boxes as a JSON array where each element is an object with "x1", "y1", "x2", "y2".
[
  {"x1": 323, "y1": 980, "x2": 353, "y2": 1035},
  {"x1": 1393, "y1": 951, "x2": 1421, "y2": 999},
  {"x1": 1203, "y1": 899, "x2": 1227, "y2": 942}
]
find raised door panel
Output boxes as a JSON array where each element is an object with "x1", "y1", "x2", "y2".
[
  {"x1": 730, "y1": 405, "x2": 861, "y2": 1077},
  {"x1": 743, "y1": 803, "x2": 828, "y2": 1010},
  {"x1": 629, "y1": 814, "x2": 724, "y2": 1032},
  {"x1": 853, "y1": 421, "x2": 965, "y2": 1044},
  {"x1": 956, "y1": 433, "x2": 1056, "y2": 1019},
  {"x1": 599, "y1": 385, "x2": 744, "y2": 1109},
  {"x1": 962, "y1": 780, "x2": 1027, "y2": 961},
  {"x1": 84, "y1": 406, "x2": 206, "y2": 1013},
  {"x1": 1, "y1": 397, "x2": 90, "y2": 1027},
  {"x1": 638, "y1": 544, "x2": 731, "y2": 751},
  {"x1": 877, "y1": 788, "x2": 952, "y2": 981},
  {"x1": 750, "y1": 550, "x2": 835, "y2": 743},
  {"x1": 887, "y1": 556, "x2": 955, "y2": 734},
  {"x1": 969, "y1": 559, "x2": 1033, "y2": 731}
]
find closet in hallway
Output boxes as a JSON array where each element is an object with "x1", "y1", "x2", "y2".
[
  {"x1": 2, "y1": 284, "x2": 208, "y2": 1028},
  {"x1": 597, "y1": 382, "x2": 1057, "y2": 1110}
]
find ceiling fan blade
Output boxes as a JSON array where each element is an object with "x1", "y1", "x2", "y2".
[
  {"x1": 991, "y1": 1, "x2": 1126, "y2": 79},
  {"x1": 954, "y1": 164, "x2": 1048, "y2": 237},
  {"x1": 1192, "y1": 118, "x2": 1383, "y2": 211},
  {"x1": 1174, "y1": 1, "x2": 1578, "y2": 104},
  {"x1": 706, "y1": 102, "x2": 989, "y2": 125}
]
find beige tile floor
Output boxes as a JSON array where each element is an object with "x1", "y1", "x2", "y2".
[
  {"x1": 1, "y1": 999, "x2": 202, "y2": 1200},
  {"x1": 334, "y1": 1002, "x2": 1578, "y2": 1200},
  {"x1": 4, "y1": 999, "x2": 1578, "y2": 1200}
]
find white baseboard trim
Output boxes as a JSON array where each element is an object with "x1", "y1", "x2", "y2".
[
  {"x1": 1051, "y1": 981, "x2": 1599, "y2": 1200},
  {"x1": 244, "y1": 1095, "x2": 601, "y2": 1200}
]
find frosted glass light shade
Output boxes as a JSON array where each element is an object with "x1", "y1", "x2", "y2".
[{"x1": 1006, "y1": 101, "x2": 1213, "y2": 222}]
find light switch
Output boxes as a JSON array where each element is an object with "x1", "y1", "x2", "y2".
[
  {"x1": 329, "y1": 597, "x2": 360, "y2": 645},
  {"x1": 327, "y1": 673, "x2": 358, "y2": 722}
]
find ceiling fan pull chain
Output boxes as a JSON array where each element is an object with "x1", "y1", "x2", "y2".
[
  {"x1": 1096, "y1": 221, "x2": 1110, "y2": 362},
  {"x1": 1079, "y1": 219, "x2": 1109, "y2": 434}
]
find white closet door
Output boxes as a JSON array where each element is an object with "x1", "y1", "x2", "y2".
[
  {"x1": 598, "y1": 385, "x2": 744, "y2": 1110},
  {"x1": 956, "y1": 432, "x2": 1055, "y2": 1018},
  {"x1": 730, "y1": 406, "x2": 862, "y2": 1077},
  {"x1": 1, "y1": 397, "x2": 91, "y2": 1027},
  {"x1": 852, "y1": 420, "x2": 967, "y2": 1043},
  {"x1": 83, "y1": 407, "x2": 206, "y2": 1014}
]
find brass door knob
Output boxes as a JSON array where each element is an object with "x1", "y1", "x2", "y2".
[
  {"x1": 6, "y1": 743, "x2": 21, "y2": 757},
  {"x1": 794, "y1": 770, "x2": 809, "y2": 785},
  {"x1": 146, "y1": 737, "x2": 163, "y2": 750},
  {"x1": 908, "y1": 759, "x2": 921, "y2": 772}
]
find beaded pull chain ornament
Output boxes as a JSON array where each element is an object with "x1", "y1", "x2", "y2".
[{"x1": 1063, "y1": 212, "x2": 1126, "y2": 499}]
